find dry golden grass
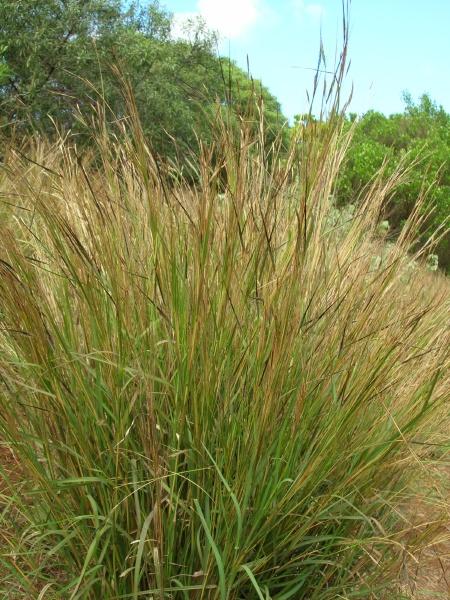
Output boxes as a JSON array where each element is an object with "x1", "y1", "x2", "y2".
[{"x1": 0, "y1": 48, "x2": 448, "y2": 597}]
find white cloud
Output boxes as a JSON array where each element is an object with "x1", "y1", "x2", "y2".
[
  {"x1": 292, "y1": 0, "x2": 325, "y2": 20},
  {"x1": 173, "y1": 0, "x2": 264, "y2": 40},
  {"x1": 198, "y1": 0, "x2": 263, "y2": 38},
  {"x1": 305, "y1": 3, "x2": 325, "y2": 18}
]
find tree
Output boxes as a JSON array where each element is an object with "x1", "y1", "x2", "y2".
[
  {"x1": 0, "y1": 0, "x2": 286, "y2": 158},
  {"x1": 0, "y1": 0, "x2": 124, "y2": 122}
]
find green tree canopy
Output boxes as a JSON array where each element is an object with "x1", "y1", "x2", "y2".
[{"x1": 0, "y1": 0, "x2": 286, "y2": 156}]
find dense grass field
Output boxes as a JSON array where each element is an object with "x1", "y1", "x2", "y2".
[{"x1": 0, "y1": 88, "x2": 449, "y2": 598}]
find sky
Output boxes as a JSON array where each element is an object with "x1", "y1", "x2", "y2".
[{"x1": 165, "y1": 0, "x2": 450, "y2": 123}]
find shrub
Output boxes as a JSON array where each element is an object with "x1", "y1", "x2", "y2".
[{"x1": 336, "y1": 96, "x2": 450, "y2": 272}]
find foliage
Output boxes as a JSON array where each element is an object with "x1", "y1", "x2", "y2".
[
  {"x1": 334, "y1": 94, "x2": 450, "y2": 271},
  {"x1": 0, "y1": 5, "x2": 448, "y2": 598},
  {"x1": 0, "y1": 0, "x2": 286, "y2": 158},
  {"x1": 0, "y1": 46, "x2": 9, "y2": 85},
  {"x1": 0, "y1": 82, "x2": 449, "y2": 599}
]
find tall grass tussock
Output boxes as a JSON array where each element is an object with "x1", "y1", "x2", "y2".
[{"x1": 0, "y1": 33, "x2": 449, "y2": 599}]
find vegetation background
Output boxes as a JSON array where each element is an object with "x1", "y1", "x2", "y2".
[
  {"x1": 0, "y1": 1, "x2": 449, "y2": 599},
  {"x1": 1, "y1": 0, "x2": 449, "y2": 270}
]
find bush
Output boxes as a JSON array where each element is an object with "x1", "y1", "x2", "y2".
[{"x1": 336, "y1": 96, "x2": 450, "y2": 272}]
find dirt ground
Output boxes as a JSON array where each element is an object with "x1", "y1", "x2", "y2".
[
  {"x1": 407, "y1": 543, "x2": 450, "y2": 598},
  {"x1": 400, "y1": 464, "x2": 450, "y2": 599},
  {"x1": 402, "y1": 534, "x2": 450, "y2": 598}
]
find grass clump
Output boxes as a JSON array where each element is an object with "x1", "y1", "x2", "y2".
[{"x1": 0, "y1": 53, "x2": 449, "y2": 600}]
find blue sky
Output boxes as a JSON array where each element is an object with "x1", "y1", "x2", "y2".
[{"x1": 165, "y1": 0, "x2": 450, "y2": 122}]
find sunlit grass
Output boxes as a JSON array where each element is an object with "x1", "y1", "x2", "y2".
[{"x1": 0, "y1": 46, "x2": 449, "y2": 599}]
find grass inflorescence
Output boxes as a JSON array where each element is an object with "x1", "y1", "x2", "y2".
[{"x1": 0, "y1": 41, "x2": 449, "y2": 600}]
